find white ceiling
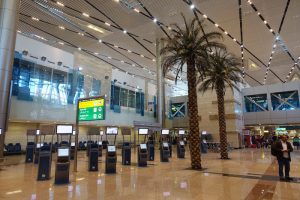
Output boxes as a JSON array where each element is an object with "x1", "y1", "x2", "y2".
[{"x1": 17, "y1": 0, "x2": 300, "y2": 91}]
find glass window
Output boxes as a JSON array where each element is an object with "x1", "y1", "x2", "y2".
[
  {"x1": 171, "y1": 103, "x2": 186, "y2": 117},
  {"x1": 120, "y1": 88, "x2": 128, "y2": 107},
  {"x1": 271, "y1": 91, "x2": 299, "y2": 111},
  {"x1": 244, "y1": 94, "x2": 268, "y2": 112},
  {"x1": 128, "y1": 90, "x2": 136, "y2": 108},
  {"x1": 113, "y1": 86, "x2": 120, "y2": 106}
]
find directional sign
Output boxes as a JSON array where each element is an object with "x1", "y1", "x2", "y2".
[{"x1": 78, "y1": 96, "x2": 106, "y2": 121}]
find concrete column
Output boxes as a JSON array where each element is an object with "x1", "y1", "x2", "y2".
[
  {"x1": 156, "y1": 39, "x2": 165, "y2": 127},
  {"x1": 144, "y1": 79, "x2": 148, "y2": 111},
  {"x1": 0, "y1": 0, "x2": 20, "y2": 158}
]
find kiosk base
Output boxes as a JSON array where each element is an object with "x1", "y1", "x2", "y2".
[{"x1": 55, "y1": 162, "x2": 70, "y2": 184}]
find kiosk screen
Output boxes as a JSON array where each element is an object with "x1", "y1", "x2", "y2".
[
  {"x1": 71, "y1": 142, "x2": 75, "y2": 147},
  {"x1": 178, "y1": 130, "x2": 185, "y2": 135},
  {"x1": 106, "y1": 127, "x2": 118, "y2": 135},
  {"x1": 161, "y1": 129, "x2": 169, "y2": 135},
  {"x1": 56, "y1": 125, "x2": 73, "y2": 134},
  {"x1": 138, "y1": 128, "x2": 148, "y2": 135},
  {"x1": 163, "y1": 142, "x2": 169, "y2": 148},
  {"x1": 36, "y1": 143, "x2": 42, "y2": 148},
  {"x1": 98, "y1": 141, "x2": 103, "y2": 145},
  {"x1": 180, "y1": 141, "x2": 185, "y2": 146},
  {"x1": 107, "y1": 146, "x2": 116, "y2": 152},
  {"x1": 58, "y1": 148, "x2": 69, "y2": 157},
  {"x1": 140, "y1": 144, "x2": 147, "y2": 149}
]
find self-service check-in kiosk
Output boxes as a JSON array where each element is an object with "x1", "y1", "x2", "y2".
[
  {"x1": 177, "y1": 130, "x2": 186, "y2": 158},
  {"x1": 160, "y1": 129, "x2": 170, "y2": 162},
  {"x1": 105, "y1": 127, "x2": 118, "y2": 173},
  {"x1": 147, "y1": 135, "x2": 155, "y2": 161},
  {"x1": 121, "y1": 128, "x2": 132, "y2": 165},
  {"x1": 89, "y1": 143, "x2": 99, "y2": 171},
  {"x1": 25, "y1": 129, "x2": 36, "y2": 163},
  {"x1": 138, "y1": 128, "x2": 149, "y2": 165},
  {"x1": 55, "y1": 148, "x2": 70, "y2": 184},
  {"x1": 37, "y1": 145, "x2": 52, "y2": 181},
  {"x1": 138, "y1": 143, "x2": 148, "y2": 167},
  {"x1": 106, "y1": 145, "x2": 117, "y2": 173},
  {"x1": 86, "y1": 127, "x2": 101, "y2": 157}
]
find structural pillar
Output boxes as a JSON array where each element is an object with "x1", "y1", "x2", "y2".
[
  {"x1": 0, "y1": 0, "x2": 20, "y2": 158},
  {"x1": 156, "y1": 39, "x2": 165, "y2": 127}
]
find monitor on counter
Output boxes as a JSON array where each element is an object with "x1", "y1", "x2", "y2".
[
  {"x1": 138, "y1": 128, "x2": 148, "y2": 135},
  {"x1": 178, "y1": 130, "x2": 185, "y2": 135},
  {"x1": 58, "y1": 148, "x2": 69, "y2": 157},
  {"x1": 106, "y1": 127, "x2": 118, "y2": 135},
  {"x1": 161, "y1": 129, "x2": 170, "y2": 135},
  {"x1": 56, "y1": 125, "x2": 73, "y2": 134},
  {"x1": 140, "y1": 143, "x2": 147, "y2": 149},
  {"x1": 163, "y1": 142, "x2": 169, "y2": 147},
  {"x1": 107, "y1": 145, "x2": 116, "y2": 152}
]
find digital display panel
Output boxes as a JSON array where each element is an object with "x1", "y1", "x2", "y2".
[
  {"x1": 106, "y1": 127, "x2": 118, "y2": 135},
  {"x1": 100, "y1": 130, "x2": 104, "y2": 135},
  {"x1": 180, "y1": 141, "x2": 185, "y2": 146},
  {"x1": 0, "y1": 128, "x2": 2, "y2": 135},
  {"x1": 163, "y1": 142, "x2": 169, "y2": 147},
  {"x1": 138, "y1": 128, "x2": 148, "y2": 135},
  {"x1": 71, "y1": 142, "x2": 75, "y2": 147},
  {"x1": 56, "y1": 125, "x2": 73, "y2": 134},
  {"x1": 178, "y1": 130, "x2": 185, "y2": 135},
  {"x1": 36, "y1": 129, "x2": 40, "y2": 135},
  {"x1": 78, "y1": 96, "x2": 105, "y2": 121},
  {"x1": 58, "y1": 148, "x2": 69, "y2": 157},
  {"x1": 107, "y1": 146, "x2": 116, "y2": 152},
  {"x1": 72, "y1": 130, "x2": 76, "y2": 135},
  {"x1": 140, "y1": 143, "x2": 147, "y2": 149},
  {"x1": 98, "y1": 141, "x2": 103, "y2": 145},
  {"x1": 161, "y1": 129, "x2": 169, "y2": 135}
]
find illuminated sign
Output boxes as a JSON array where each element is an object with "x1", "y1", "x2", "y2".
[{"x1": 78, "y1": 96, "x2": 105, "y2": 121}]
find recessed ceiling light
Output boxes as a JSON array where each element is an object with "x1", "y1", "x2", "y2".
[
  {"x1": 105, "y1": 22, "x2": 111, "y2": 26},
  {"x1": 32, "y1": 17, "x2": 39, "y2": 21},
  {"x1": 57, "y1": 1, "x2": 64, "y2": 7},
  {"x1": 87, "y1": 24, "x2": 104, "y2": 33},
  {"x1": 190, "y1": 4, "x2": 195, "y2": 9},
  {"x1": 82, "y1": 13, "x2": 89, "y2": 17},
  {"x1": 153, "y1": 18, "x2": 157, "y2": 23}
]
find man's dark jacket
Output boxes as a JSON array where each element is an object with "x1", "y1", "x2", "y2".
[{"x1": 274, "y1": 140, "x2": 293, "y2": 161}]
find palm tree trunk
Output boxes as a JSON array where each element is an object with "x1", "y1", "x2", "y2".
[
  {"x1": 187, "y1": 59, "x2": 202, "y2": 169},
  {"x1": 216, "y1": 85, "x2": 228, "y2": 159}
]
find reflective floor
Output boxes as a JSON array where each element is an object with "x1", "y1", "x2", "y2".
[{"x1": 0, "y1": 148, "x2": 300, "y2": 200}]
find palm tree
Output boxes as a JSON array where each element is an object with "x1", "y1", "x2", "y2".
[
  {"x1": 160, "y1": 15, "x2": 224, "y2": 169},
  {"x1": 198, "y1": 48, "x2": 243, "y2": 159}
]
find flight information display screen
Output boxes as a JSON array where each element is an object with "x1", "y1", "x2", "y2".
[
  {"x1": 107, "y1": 146, "x2": 116, "y2": 152},
  {"x1": 58, "y1": 148, "x2": 69, "y2": 157},
  {"x1": 138, "y1": 128, "x2": 148, "y2": 135},
  {"x1": 106, "y1": 127, "x2": 118, "y2": 135},
  {"x1": 56, "y1": 125, "x2": 73, "y2": 134},
  {"x1": 140, "y1": 143, "x2": 147, "y2": 149},
  {"x1": 178, "y1": 130, "x2": 185, "y2": 135},
  {"x1": 161, "y1": 129, "x2": 169, "y2": 135}
]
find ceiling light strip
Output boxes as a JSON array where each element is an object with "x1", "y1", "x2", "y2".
[
  {"x1": 21, "y1": 13, "x2": 156, "y2": 63},
  {"x1": 284, "y1": 58, "x2": 300, "y2": 82},
  {"x1": 20, "y1": 19, "x2": 157, "y2": 81},
  {"x1": 238, "y1": 0, "x2": 245, "y2": 78},
  {"x1": 263, "y1": 41, "x2": 277, "y2": 84},
  {"x1": 82, "y1": 0, "x2": 156, "y2": 57},
  {"x1": 246, "y1": 0, "x2": 296, "y2": 62},
  {"x1": 181, "y1": 0, "x2": 283, "y2": 83}
]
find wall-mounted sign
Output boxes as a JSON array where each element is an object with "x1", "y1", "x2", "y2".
[{"x1": 78, "y1": 96, "x2": 105, "y2": 121}]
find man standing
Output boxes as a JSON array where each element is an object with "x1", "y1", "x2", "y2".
[{"x1": 274, "y1": 135, "x2": 293, "y2": 181}]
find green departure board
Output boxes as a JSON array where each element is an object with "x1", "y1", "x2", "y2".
[{"x1": 78, "y1": 96, "x2": 106, "y2": 121}]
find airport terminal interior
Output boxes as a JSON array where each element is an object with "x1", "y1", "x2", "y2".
[{"x1": 0, "y1": 0, "x2": 300, "y2": 199}]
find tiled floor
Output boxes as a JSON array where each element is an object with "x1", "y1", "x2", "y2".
[{"x1": 0, "y1": 147, "x2": 300, "y2": 200}]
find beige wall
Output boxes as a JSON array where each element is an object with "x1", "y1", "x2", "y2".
[{"x1": 170, "y1": 87, "x2": 244, "y2": 148}]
